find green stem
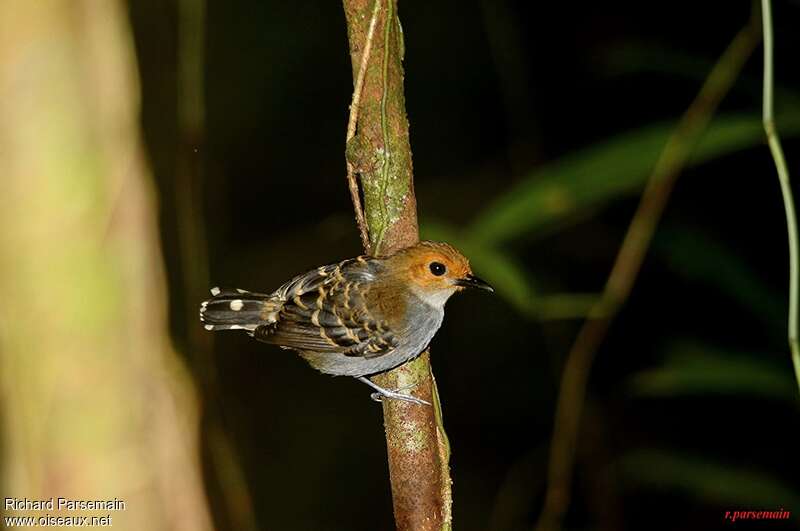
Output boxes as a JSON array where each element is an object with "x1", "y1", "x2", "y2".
[{"x1": 761, "y1": 0, "x2": 800, "y2": 392}]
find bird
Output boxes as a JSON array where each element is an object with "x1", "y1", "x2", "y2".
[{"x1": 199, "y1": 240, "x2": 492, "y2": 405}]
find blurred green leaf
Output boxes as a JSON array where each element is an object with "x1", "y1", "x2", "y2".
[
  {"x1": 603, "y1": 44, "x2": 713, "y2": 82},
  {"x1": 629, "y1": 342, "x2": 796, "y2": 401},
  {"x1": 422, "y1": 220, "x2": 600, "y2": 319},
  {"x1": 530, "y1": 292, "x2": 600, "y2": 320},
  {"x1": 619, "y1": 449, "x2": 800, "y2": 508},
  {"x1": 601, "y1": 44, "x2": 800, "y2": 109},
  {"x1": 468, "y1": 112, "x2": 800, "y2": 245},
  {"x1": 656, "y1": 226, "x2": 783, "y2": 333}
]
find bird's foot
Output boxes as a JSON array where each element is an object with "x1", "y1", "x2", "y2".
[
  {"x1": 369, "y1": 390, "x2": 431, "y2": 406},
  {"x1": 357, "y1": 376, "x2": 431, "y2": 406}
]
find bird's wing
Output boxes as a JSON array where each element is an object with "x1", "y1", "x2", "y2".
[{"x1": 252, "y1": 257, "x2": 398, "y2": 358}]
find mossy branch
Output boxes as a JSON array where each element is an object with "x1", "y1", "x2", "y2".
[{"x1": 342, "y1": 1, "x2": 453, "y2": 529}]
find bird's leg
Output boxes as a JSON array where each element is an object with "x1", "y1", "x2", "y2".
[{"x1": 356, "y1": 376, "x2": 431, "y2": 406}]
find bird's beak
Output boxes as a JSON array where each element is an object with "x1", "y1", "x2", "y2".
[{"x1": 455, "y1": 274, "x2": 494, "y2": 292}]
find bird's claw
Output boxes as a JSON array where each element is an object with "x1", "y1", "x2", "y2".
[
  {"x1": 357, "y1": 376, "x2": 431, "y2": 406},
  {"x1": 369, "y1": 390, "x2": 431, "y2": 406}
]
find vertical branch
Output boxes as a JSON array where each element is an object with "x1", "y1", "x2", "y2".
[
  {"x1": 176, "y1": 0, "x2": 211, "y2": 370},
  {"x1": 342, "y1": 1, "x2": 453, "y2": 529},
  {"x1": 761, "y1": 0, "x2": 800, "y2": 391},
  {"x1": 176, "y1": 0, "x2": 258, "y2": 529},
  {"x1": 534, "y1": 15, "x2": 760, "y2": 531}
]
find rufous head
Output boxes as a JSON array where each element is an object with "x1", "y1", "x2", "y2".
[{"x1": 387, "y1": 241, "x2": 493, "y2": 307}]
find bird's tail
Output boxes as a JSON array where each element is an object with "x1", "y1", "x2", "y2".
[{"x1": 200, "y1": 287, "x2": 275, "y2": 332}]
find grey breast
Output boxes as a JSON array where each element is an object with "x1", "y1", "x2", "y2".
[{"x1": 309, "y1": 294, "x2": 444, "y2": 378}]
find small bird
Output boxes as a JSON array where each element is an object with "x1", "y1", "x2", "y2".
[{"x1": 200, "y1": 241, "x2": 492, "y2": 405}]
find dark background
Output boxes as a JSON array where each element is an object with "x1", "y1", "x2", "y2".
[{"x1": 128, "y1": 1, "x2": 800, "y2": 530}]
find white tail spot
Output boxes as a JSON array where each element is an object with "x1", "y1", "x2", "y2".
[
  {"x1": 230, "y1": 299, "x2": 244, "y2": 311},
  {"x1": 210, "y1": 287, "x2": 221, "y2": 296}
]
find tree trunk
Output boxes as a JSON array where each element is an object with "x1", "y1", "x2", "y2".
[{"x1": 0, "y1": 1, "x2": 212, "y2": 529}]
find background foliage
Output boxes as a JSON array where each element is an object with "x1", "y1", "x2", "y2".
[
  {"x1": 1, "y1": 1, "x2": 797, "y2": 530},
  {"x1": 129, "y1": 0, "x2": 800, "y2": 529}
]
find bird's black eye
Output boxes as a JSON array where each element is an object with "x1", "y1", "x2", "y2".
[{"x1": 429, "y1": 262, "x2": 446, "y2": 276}]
